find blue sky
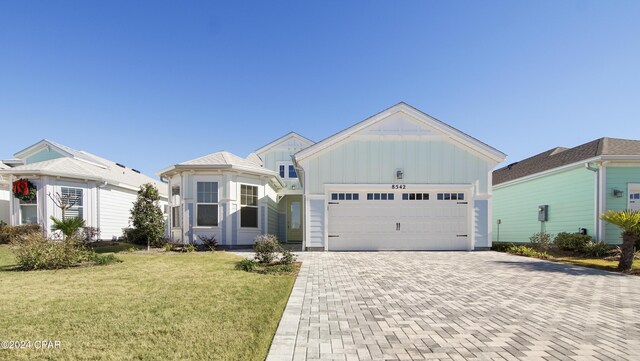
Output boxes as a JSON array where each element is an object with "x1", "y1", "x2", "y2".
[{"x1": 1, "y1": 1, "x2": 639, "y2": 178}]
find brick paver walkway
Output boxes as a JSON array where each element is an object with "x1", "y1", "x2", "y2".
[{"x1": 267, "y1": 251, "x2": 640, "y2": 361}]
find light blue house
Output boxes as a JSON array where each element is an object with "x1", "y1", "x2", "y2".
[
  {"x1": 492, "y1": 137, "x2": 640, "y2": 244},
  {"x1": 159, "y1": 102, "x2": 506, "y2": 250}
]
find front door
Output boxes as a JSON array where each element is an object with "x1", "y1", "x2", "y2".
[{"x1": 286, "y1": 197, "x2": 302, "y2": 242}]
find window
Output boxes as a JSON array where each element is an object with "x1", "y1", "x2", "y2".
[
  {"x1": 61, "y1": 187, "x2": 83, "y2": 220},
  {"x1": 437, "y1": 193, "x2": 464, "y2": 201},
  {"x1": 402, "y1": 193, "x2": 430, "y2": 201},
  {"x1": 277, "y1": 162, "x2": 297, "y2": 179},
  {"x1": 20, "y1": 198, "x2": 37, "y2": 225},
  {"x1": 288, "y1": 165, "x2": 297, "y2": 178},
  {"x1": 240, "y1": 185, "x2": 258, "y2": 228},
  {"x1": 331, "y1": 193, "x2": 359, "y2": 201},
  {"x1": 196, "y1": 182, "x2": 218, "y2": 226},
  {"x1": 367, "y1": 193, "x2": 394, "y2": 200},
  {"x1": 171, "y1": 186, "x2": 180, "y2": 196},
  {"x1": 171, "y1": 206, "x2": 181, "y2": 228}
]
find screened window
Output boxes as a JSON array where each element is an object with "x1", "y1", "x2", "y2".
[
  {"x1": 196, "y1": 182, "x2": 218, "y2": 226},
  {"x1": 240, "y1": 185, "x2": 258, "y2": 228},
  {"x1": 61, "y1": 187, "x2": 84, "y2": 220},
  {"x1": 171, "y1": 206, "x2": 181, "y2": 228},
  {"x1": 20, "y1": 198, "x2": 37, "y2": 225}
]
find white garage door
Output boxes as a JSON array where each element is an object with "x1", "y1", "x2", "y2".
[{"x1": 327, "y1": 190, "x2": 470, "y2": 251}]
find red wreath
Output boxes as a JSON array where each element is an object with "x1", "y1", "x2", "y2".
[{"x1": 12, "y1": 179, "x2": 37, "y2": 202}]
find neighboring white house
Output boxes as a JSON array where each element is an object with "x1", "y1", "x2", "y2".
[
  {"x1": 159, "y1": 103, "x2": 506, "y2": 251},
  {"x1": 0, "y1": 162, "x2": 10, "y2": 225},
  {"x1": 0, "y1": 140, "x2": 168, "y2": 240}
]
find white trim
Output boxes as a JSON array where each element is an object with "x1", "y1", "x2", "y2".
[
  {"x1": 598, "y1": 165, "x2": 607, "y2": 241},
  {"x1": 493, "y1": 157, "x2": 601, "y2": 189},
  {"x1": 295, "y1": 103, "x2": 506, "y2": 163}
]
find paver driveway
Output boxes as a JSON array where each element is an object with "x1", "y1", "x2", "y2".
[{"x1": 267, "y1": 251, "x2": 640, "y2": 361}]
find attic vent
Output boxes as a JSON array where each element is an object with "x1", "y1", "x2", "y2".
[
  {"x1": 131, "y1": 169, "x2": 140, "y2": 173},
  {"x1": 116, "y1": 163, "x2": 126, "y2": 168},
  {"x1": 506, "y1": 162, "x2": 519, "y2": 170}
]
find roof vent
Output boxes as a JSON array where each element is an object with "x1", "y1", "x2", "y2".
[
  {"x1": 506, "y1": 162, "x2": 519, "y2": 170},
  {"x1": 131, "y1": 169, "x2": 140, "y2": 174},
  {"x1": 116, "y1": 163, "x2": 126, "y2": 168}
]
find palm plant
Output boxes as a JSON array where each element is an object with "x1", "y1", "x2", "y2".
[
  {"x1": 601, "y1": 210, "x2": 640, "y2": 271},
  {"x1": 50, "y1": 216, "x2": 85, "y2": 240}
]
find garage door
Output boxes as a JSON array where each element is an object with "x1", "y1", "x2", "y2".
[{"x1": 327, "y1": 190, "x2": 469, "y2": 251}]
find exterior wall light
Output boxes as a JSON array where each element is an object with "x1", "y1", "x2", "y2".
[
  {"x1": 613, "y1": 188, "x2": 623, "y2": 198},
  {"x1": 396, "y1": 169, "x2": 404, "y2": 180}
]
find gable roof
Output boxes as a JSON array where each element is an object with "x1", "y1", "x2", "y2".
[
  {"x1": 293, "y1": 102, "x2": 506, "y2": 163},
  {"x1": 0, "y1": 162, "x2": 8, "y2": 170},
  {"x1": 493, "y1": 137, "x2": 640, "y2": 186},
  {"x1": 15, "y1": 139, "x2": 107, "y2": 167},
  {"x1": 255, "y1": 132, "x2": 315, "y2": 155},
  {"x1": 0, "y1": 154, "x2": 167, "y2": 196},
  {"x1": 157, "y1": 151, "x2": 284, "y2": 187}
]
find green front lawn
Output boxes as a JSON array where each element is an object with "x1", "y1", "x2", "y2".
[{"x1": 0, "y1": 244, "x2": 296, "y2": 360}]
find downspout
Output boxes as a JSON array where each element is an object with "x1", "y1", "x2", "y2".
[{"x1": 585, "y1": 162, "x2": 599, "y2": 240}]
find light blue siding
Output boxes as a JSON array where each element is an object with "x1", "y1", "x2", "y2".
[
  {"x1": 474, "y1": 200, "x2": 489, "y2": 247},
  {"x1": 308, "y1": 199, "x2": 325, "y2": 247},
  {"x1": 305, "y1": 139, "x2": 492, "y2": 194},
  {"x1": 268, "y1": 207, "x2": 279, "y2": 236},
  {"x1": 604, "y1": 167, "x2": 640, "y2": 243},
  {"x1": 26, "y1": 149, "x2": 64, "y2": 164}
]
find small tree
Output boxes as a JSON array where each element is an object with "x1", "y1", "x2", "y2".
[
  {"x1": 601, "y1": 210, "x2": 640, "y2": 271},
  {"x1": 130, "y1": 183, "x2": 165, "y2": 251},
  {"x1": 48, "y1": 192, "x2": 85, "y2": 240}
]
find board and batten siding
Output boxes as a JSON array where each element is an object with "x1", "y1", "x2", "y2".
[
  {"x1": 303, "y1": 139, "x2": 493, "y2": 195},
  {"x1": 492, "y1": 167, "x2": 595, "y2": 243},
  {"x1": 99, "y1": 186, "x2": 137, "y2": 240},
  {"x1": 604, "y1": 166, "x2": 640, "y2": 243},
  {"x1": 308, "y1": 199, "x2": 324, "y2": 248}
]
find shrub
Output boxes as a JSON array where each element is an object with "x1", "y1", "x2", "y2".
[
  {"x1": 280, "y1": 249, "x2": 296, "y2": 265},
  {"x1": 491, "y1": 242, "x2": 512, "y2": 252},
  {"x1": 184, "y1": 244, "x2": 196, "y2": 253},
  {"x1": 91, "y1": 253, "x2": 122, "y2": 266},
  {"x1": 163, "y1": 243, "x2": 173, "y2": 252},
  {"x1": 554, "y1": 232, "x2": 592, "y2": 252},
  {"x1": 529, "y1": 232, "x2": 553, "y2": 252},
  {"x1": 79, "y1": 227, "x2": 101, "y2": 244},
  {"x1": 235, "y1": 258, "x2": 258, "y2": 272},
  {"x1": 583, "y1": 241, "x2": 610, "y2": 257},
  {"x1": 254, "y1": 234, "x2": 282, "y2": 264},
  {"x1": 11, "y1": 233, "x2": 94, "y2": 270},
  {"x1": 198, "y1": 235, "x2": 218, "y2": 252},
  {"x1": 0, "y1": 224, "x2": 41, "y2": 244},
  {"x1": 506, "y1": 244, "x2": 549, "y2": 259}
]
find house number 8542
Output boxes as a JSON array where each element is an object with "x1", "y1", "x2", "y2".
[{"x1": 391, "y1": 184, "x2": 406, "y2": 189}]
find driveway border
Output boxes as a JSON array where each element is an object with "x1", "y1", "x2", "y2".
[{"x1": 266, "y1": 259, "x2": 309, "y2": 361}]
